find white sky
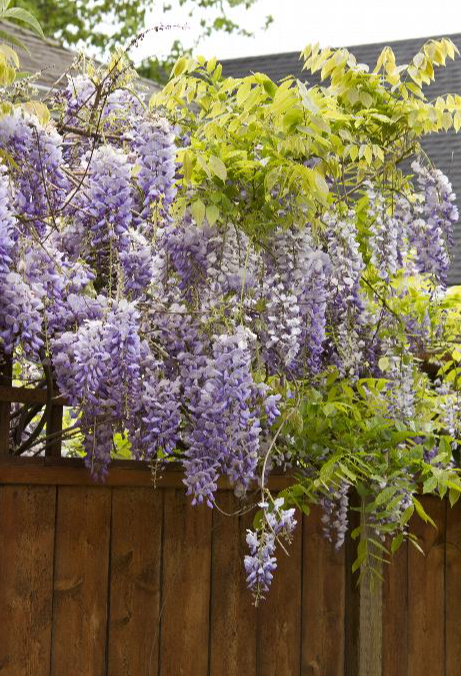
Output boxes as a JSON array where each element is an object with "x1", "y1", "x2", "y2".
[{"x1": 130, "y1": 0, "x2": 461, "y2": 65}]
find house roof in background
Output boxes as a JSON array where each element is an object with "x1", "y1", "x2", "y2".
[
  {"x1": 0, "y1": 22, "x2": 159, "y2": 95},
  {"x1": 221, "y1": 34, "x2": 461, "y2": 285}
]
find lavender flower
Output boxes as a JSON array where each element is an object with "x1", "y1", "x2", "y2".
[
  {"x1": 0, "y1": 109, "x2": 68, "y2": 236},
  {"x1": 129, "y1": 116, "x2": 176, "y2": 228},
  {"x1": 181, "y1": 328, "x2": 262, "y2": 507},
  {"x1": 245, "y1": 498, "x2": 297, "y2": 602},
  {"x1": 0, "y1": 164, "x2": 17, "y2": 274},
  {"x1": 0, "y1": 272, "x2": 44, "y2": 356}
]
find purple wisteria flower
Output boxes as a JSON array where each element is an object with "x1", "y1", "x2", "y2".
[
  {"x1": 181, "y1": 327, "x2": 262, "y2": 507},
  {"x1": 0, "y1": 109, "x2": 68, "y2": 236},
  {"x1": 244, "y1": 497, "x2": 297, "y2": 602},
  {"x1": 0, "y1": 163, "x2": 17, "y2": 274},
  {"x1": 129, "y1": 116, "x2": 177, "y2": 228},
  {"x1": 408, "y1": 160, "x2": 458, "y2": 286}
]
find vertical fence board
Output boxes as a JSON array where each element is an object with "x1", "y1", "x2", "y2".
[
  {"x1": 0, "y1": 357, "x2": 12, "y2": 455},
  {"x1": 256, "y1": 510, "x2": 302, "y2": 676},
  {"x1": 0, "y1": 485, "x2": 55, "y2": 676},
  {"x1": 445, "y1": 497, "x2": 461, "y2": 676},
  {"x1": 159, "y1": 488, "x2": 212, "y2": 676},
  {"x1": 209, "y1": 492, "x2": 257, "y2": 676},
  {"x1": 45, "y1": 403, "x2": 63, "y2": 458},
  {"x1": 107, "y1": 487, "x2": 163, "y2": 676},
  {"x1": 408, "y1": 497, "x2": 446, "y2": 676},
  {"x1": 382, "y1": 540, "x2": 408, "y2": 676},
  {"x1": 344, "y1": 497, "x2": 361, "y2": 676},
  {"x1": 302, "y1": 504, "x2": 346, "y2": 676},
  {"x1": 51, "y1": 486, "x2": 111, "y2": 676},
  {"x1": 358, "y1": 562, "x2": 383, "y2": 676}
]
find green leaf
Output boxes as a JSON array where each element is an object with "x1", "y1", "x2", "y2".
[
  {"x1": 182, "y1": 150, "x2": 193, "y2": 182},
  {"x1": 209, "y1": 155, "x2": 227, "y2": 181},
  {"x1": 378, "y1": 357, "x2": 389, "y2": 372},
  {"x1": 413, "y1": 497, "x2": 437, "y2": 528},
  {"x1": 422, "y1": 475, "x2": 438, "y2": 493},
  {"x1": 191, "y1": 199, "x2": 206, "y2": 225},
  {"x1": 314, "y1": 171, "x2": 329, "y2": 195},
  {"x1": 2, "y1": 7, "x2": 44, "y2": 37},
  {"x1": 206, "y1": 204, "x2": 219, "y2": 226},
  {"x1": 449, "y1": 487, "x2": 461, "y2": 507},
  {"x1": 375, "y1": 486, "x2": 397, "y2": 507},
  {"x1": 172, "y1": 56, "x2": 188, "y2": 77},
  {"x1": 391, "y1": 533, "x2": 404, "y2": 554}
]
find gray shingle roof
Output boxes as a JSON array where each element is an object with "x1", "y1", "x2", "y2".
[
  {"x1": 0, "y1": 22, "x2": 159, "y2": 95},
  {"x1": 221, "y1": 34, "x2": 461, "y2": 285}
]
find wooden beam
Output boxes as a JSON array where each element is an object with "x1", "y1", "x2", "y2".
[
  {"x1": 0, "y1": 385, "x2": 66, "y2": 406},
  {"x1": 0, "y1": 457, "x2": 295, "y2": 491}
]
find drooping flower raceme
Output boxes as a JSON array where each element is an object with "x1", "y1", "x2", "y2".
[
  {"x1": 181, "y1": 328, "x2": 262, "y2": 507},
  {"x1": 0, "y1": 109, "x2": 68, "y2": 236},
  {"x1": 129, "y1": 116, "x2": 177, "y2": 228},
  {"x1": 408, "y1": 160, "x2": 457, "y2": 286},
  {"x1": 244, "y1": 498, "x2": 297, "y2": 602}
]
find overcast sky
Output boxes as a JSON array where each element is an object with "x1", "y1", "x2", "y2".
[{"x1": 130, "y1": 0, "x2": 461, "y2": 65}]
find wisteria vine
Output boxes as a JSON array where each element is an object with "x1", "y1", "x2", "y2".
[{"x1": 1, "y1": 49, "x2": 461, "y2": 602}]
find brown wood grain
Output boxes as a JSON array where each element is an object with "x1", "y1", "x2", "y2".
[
  {"x1": 445, "y1": 498, "x2": 461, "y2": 676},
  {"x1": 209, "y1": 492, "x2": 257, "y2": 676},
  {"x1": 382, "y1": 539, "x2": 408, "y2": 676},
  {"x1": 407, "y1": 496, "x2": 446, "y2": 676},
  {"x1": 159, "y1": 488, "x2": 212, "y2": 676},
  {"x1": 0, "y1": 384, "x2": 66, "y2": 406},
  {"x1": 358, "y1": 556, "x2": 382, "y2": 676},
  {"x1": 256, "y1": 508, "x2": 303, "y2": 676},
  {"x1": 0, "y1": 485, "x2": 56, "y2": 676},
  {"x1": 344, "y1": 496, "x2": 361, "y2": 676},
  {"x1": 45, "y1": 403, "x2": 64, "y2": 458},
  {"x1": 107, "y1": 487, "x2": 163, "y2": 676},
  {"x1": 302, "y1": 504, "x2": 346, "y2": 676},
  {"x1": 0, "y1": 458, "x2": 295, "y2": 490},
  {"x1": 50, "y1": 486, "x2": 112, "y2": 676},
  {"x1": 0, "y1": 358, "x2": 12, "y2": 455}
]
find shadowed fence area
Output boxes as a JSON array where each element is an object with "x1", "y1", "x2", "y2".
[{"x1": 0, "y1": 459, "x2": 460, "y2": 676}]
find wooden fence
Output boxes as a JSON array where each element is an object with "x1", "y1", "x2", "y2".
[
  {"x1": 1, "y1": 359, "x2": 461, "y2": 675},
  {"x1": 0, "y1": 458, "x2": 460, "y2": 676}
]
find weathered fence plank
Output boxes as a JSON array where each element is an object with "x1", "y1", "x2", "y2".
[
  {"x1": 159, "y1": 488, "x2": 212, "y2": 676},
  {"x1": 209, "y1": 492, "x2": 257, "y2": 676},
  {"x1": 408, "y1": 497, "x2": 446, "y2": 676},
  {"x1": 257, "y1": 509, "x2": 303, "y2": 676},
  {"x1": 301, "y1": 504, "x2": 346, "y2": 676},
  {"x1": 107, "y1": 487, "x2": 163, "y2": 676},
  {"x1": 51, "y1": 486, "x2": 112, "y2": 676},
  {"x1": 445, "y1": 497, "x2": 461, "y2": 676},
  {"x1": 0, "y1": 485, "x2": 55, "y2": 676},
  {"x1": 382, "y1": 540, "x2": 408, "y2": 676}
]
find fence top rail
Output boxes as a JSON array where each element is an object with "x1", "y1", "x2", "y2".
[
  {"x1": 0, "y1": 384, "x2": 66, "y2": 406},
  {"x1": 0, "y1": 457, "x2": 294, "y2": 490}
]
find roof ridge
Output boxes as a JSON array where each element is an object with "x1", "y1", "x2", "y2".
[{"x1": 220, "y1": 32, "x2": 461, "y2": 64}]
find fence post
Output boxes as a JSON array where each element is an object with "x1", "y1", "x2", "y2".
[
  {"x1": 345, "y1": 496, "x2": 383, "y2": 676},
  {"x1": 45, "y1": 381, "x2": 63, "y2": 458},
  {"x1": 0, "y1": 355, "x2": 12, "y2": 455}
]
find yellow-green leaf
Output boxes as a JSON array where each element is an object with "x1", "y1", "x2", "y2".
[
  {"x1": 173, "y1": 56, "x2": 188, "y2": 78},
  {"x1": 191, "y1": 199, "x2": 206, "y2": 225},
  {"x1": 209, "y1": 155, "x2": 227, "y2": 181},
  {"x1": 206, "y1": 204, "x2": 220, "y2": 226}
]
